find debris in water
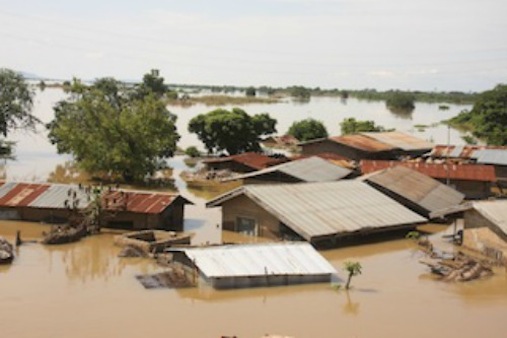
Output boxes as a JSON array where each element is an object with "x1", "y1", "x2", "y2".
[
  {"x1": 136, "y1": 268, "x2": 195, "y2": 289},
  {"x1": 118, "y1": 245, "x2": 147, "y2": 258},
  {"x1": 0, "y1": 237, "x2": 15, "y2": 264}
]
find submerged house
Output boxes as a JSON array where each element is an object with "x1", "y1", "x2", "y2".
[
  {"x1": 462, "y1": 200, "x2": 507, "y2": 265},
  {"x1": 170, "y1": 242, "x2": 337, "y2": 289},
  {"x1": 360, "y1": 160, "x2": 496, "y2": 199},
  {"x1": 206, "y1": 181, "x2": 426, "y2": 247},
  {"x1": 222, "y1": 156, "x2": 353, "y2": 184},
  {"x1": 0, "y1": 182, "x2": 192, "y2": 231},
  {"x1": 202, "y1": 152, "x2": 289, "y2": 173},
  {"x1": 300, "y1": 131, "x2": 433, "y2": 161},
  {"x1": 360, "y1": 166, "x2": 465, "y2": 219}
]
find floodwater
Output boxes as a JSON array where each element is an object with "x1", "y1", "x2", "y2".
[{"x1": 2, "y1": 88, "x2": 507, "y2": 337}]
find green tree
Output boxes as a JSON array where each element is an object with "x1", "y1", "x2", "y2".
[
  {"x1": 343, "y1": 261, "x2": 362, "y2": 290},
  {"x1": 185, "y1": 146, "x2": 201, "y2": 158},
  {"x1": 340, "y1": 117, "x2": 389, "y2": 135},
  {"x1": 47, "y1": 76, "x2": 180, "y2": 182},
  {"x1": 288, "y1": 86, "x2": 311, "y2": 100},
  {"x1": 0, "y1": 68, "x2": 40, "y2": 157},
  {"x1": 287, "y1": 118, "x2": 328, "y2": 142},
  {"x1": 245, "y1": 86, "x2": 256, "y2": 97},
  {"x1": 188, "y1": 108, "x2": 276, "y2": 155},
  {"x1": 449, "y1": 84, "x2": 507, "y2": 145},
  {"x1": 386, "y1": 91, "x2": 415, "y2": 112}
]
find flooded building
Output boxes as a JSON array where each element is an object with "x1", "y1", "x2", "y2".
[
  {"x1": 223, "y1": 156, "x2": 353, "y2": 184},
  {"x1": 462, "y1": 200, "x2": 507, "y2": 265},
  {"x1": 206, "y1": 181, "x2": 426, "y2": 247},
  {"x1": 360, "y1": 166, "x2": 465, "y2": 219},
  {"x1": 202, "y1": 152, "x2": 289, "y2": 173},
  {"x1": 360, "y1": 160, "x2": 496, "y2": 199},
  {"x1": 170, "y1": 242, "x2": 337, "y2": 289},
  {"x1": 0, "y1": 182, "x2": 192, "y2": 231},
  {"x1": 299, "y1": 131, "x2": 433, "y2": 161}
]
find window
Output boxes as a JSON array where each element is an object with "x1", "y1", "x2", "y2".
[{"x1": 236, "y1": 217, "x2": 258, "y2": 236}]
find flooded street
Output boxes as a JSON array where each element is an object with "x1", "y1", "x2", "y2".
[{"x1": 1, "y1": 88, "x2": 506, "y2": 337}]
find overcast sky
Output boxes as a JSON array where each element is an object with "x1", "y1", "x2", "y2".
[{"x1": 1, "y1": 0, "x2": 506, "y2": 91}]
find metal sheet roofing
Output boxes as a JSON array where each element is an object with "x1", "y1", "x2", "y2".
[
  {"x1": 30, "y1": 184, "x2": 90, "y2": 209},
  {"x1": 429, "y1": 145, "x2": 507, "y2": 159},
  {"x1": 0, "y1": 182, "x2": 50, "y2": 207},
  {"x1": 103, "y1": 190, "x2": 189, "y2": 214},
  {"x1": 224, "y1": 157, "x2": 352, "y2": 183},
  {"x1": 471, "y1": 200, "x2": 507, "y2": 236},
  {"x1": 362, "y1": 166, "x2": 465, "y2": 215},
  {"x1": 475, "y1": 149, "x2": 507, "y2": 166},
  {"x1": 202, "y1": 152, "x2": 287, "y2": 170},
  {"x1": 329, "y1": 134, "x2": 394, "y2": 152},
  {"x1": 361, "y1": 131, "x2": 434, "y2": 151},
  {"x1": 208, "y1": 181, "x2": 426, "y2": 241},
  {"x1": 177, "y1": 242, "x2": 337, "y2": 278},
  {"x1": 360, "y1": 160, "x2": 496, "y2": 182}
]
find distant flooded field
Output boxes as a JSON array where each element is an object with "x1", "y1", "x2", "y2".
[{"x1": 1, "y1": 221, "x2": 507, "y2": 338}]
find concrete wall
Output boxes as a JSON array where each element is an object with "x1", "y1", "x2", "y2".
[{"x1": 220, "y1": 194, "x2": 282, "y2": 239}]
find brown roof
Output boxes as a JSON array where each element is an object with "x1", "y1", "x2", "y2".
[
  {"x1": 361, "y1": 131, "x2": 433, "y2": 151},
  {"x1": 430, "y1": 145, "x2": 507, "y2": 159},
  {"x1": 0, "y1": 183, "x2": 50, "y2": 207},
  {"x1": 103, "y1": 190, "x2": 190, "y2": 214},
  {"x1": 329, "y1": 134, "x2": 394, "y2": 152},
  {"x1": 360, "y1": 160, "x2": 497, "y2": 182},
  {"x1": 291, "y1": 152, "x2": 354, "y2": 169},
  {"x1": 202, "y1": 152, "x2": 288, "y2": 170}
]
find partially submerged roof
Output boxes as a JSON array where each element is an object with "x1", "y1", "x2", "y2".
[
  {"x1": 174, "y1": 242, "x2": 337, "y2": 278},
  {"x1": 103, "y1": 190, "x2": 192, "y2": 214},
  {"x1": 329, "y1": 134, "x2": 394, "y2": 152},
  {"x1": 360, "y1": 160, "x2": 497, "y2": 182},
  {"x1": 224, "y1": 156, "x2": 352, "y2": 183},
  {"x1": 202, "y1": 152, "x2": 287, "y2": 170},
  {"x1": 474, "y1": 149, "x2": 507, "y2": 166},
  {"x1": 207, "y1": 181, "x2": 426, "y2": 241},
  {"x1": 471, "y1": 200, "x2": 507, "y2": 237},
  {"x1": 361, "y1": 131, "x2": 434, "y2": 151},
  {"x1": 361, "y1": 166, "x2": 465, "y2": 215}
]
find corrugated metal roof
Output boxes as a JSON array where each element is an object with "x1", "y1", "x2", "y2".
[
  {"x1": 471, "y1": 200, "x2": 507, "y2": 236},
  {"x1": 361, "y1": 131, "x2": 434, "y2": 151},
  {"x1": 363, "y1": 166, "x2": 465, "y2": 215},
  {"x1": 208, "y1": 181, "x2": 426, "y2": 241},
  {"x1": 475, "y1": 149, "x2": 507, "y2": 166},
  {"x1": 429, "y1": 145, "x2": 507, "y2": 159},
  {"x1": 202, "y1": 152, "x2": 287, "y2": 170},
  {"x1": 103, "y1": 190, "x2": 189, "y2": 214},
  {"x1": 329, "y1": 134, "x2": 394, "y2": 152},
  {"x1": 177, "y1": 242, "x2": 337, "y2": 278},
  {"x1": 224, "y1": 157, "x2": 352, "y2": 183},
  {"x1": 0, "y1": 183, "x2": 50, "y2": 207},
  {"x1": 360, "y1": 160, "x2": 497, "y2": 182},
  {"x1": 30, "y1": 184, "x2": 90, "y2": 209}
]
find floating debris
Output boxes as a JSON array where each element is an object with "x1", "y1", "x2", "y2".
[
  {"x1": 118, "y1": 245, "x2": 147, "y2": 258},
  {"x1": 136, "y1": 269, "x2": 195, "y2": 289},
  {"x1": 0, "y1": 237, "x2": 14, "y2": 264},
  {"x1": 114, "y1": 230, "x2": 193, "y2": 255},
  {"x1": 42, "y1": 225, "x2": 87, "y2": 245}
]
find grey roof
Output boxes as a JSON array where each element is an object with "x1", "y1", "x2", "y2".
[
  {"x1": 223, "y1": 156, "x2": 352, "y2": 183},
  {"x1": 450, "y1": 145, "x2": 465, "y2": 158},
  {"x1": 361, "y1": 131, "x2": 434, "y2": 151},
  {"x1": 0, "y1": 182, "x2": 18, "y2": 199},
  {"x1": 207, "y1": 181, "x2": 426, "y2": 241},
  {"x1": 475, "y1": 149, "x2": 507, "y2": 166},
  {"x1": 471, "y1": 200, "x2": 507, "y2": 236},
  {"x1": 175, "y1": 242, "x2": 337, "y2": 278},
  {"x1": 363, "y1": 166, "x2": 465, "y2": 216},
  {"x1": 29, "y1": 184, "x2": 90, "y2": 209}
]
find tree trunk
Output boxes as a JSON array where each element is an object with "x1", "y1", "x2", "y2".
[{"x1": 345, "y1": 272, "x2": 352, "y2": 289}]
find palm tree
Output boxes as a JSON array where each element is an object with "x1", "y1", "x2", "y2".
[{"x1": 343, "y1": 261, "x2": 362, "y2": 290}]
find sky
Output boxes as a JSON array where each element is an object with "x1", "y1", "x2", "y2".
[{"x1": 1, "y1": 0, "x2": 506, "y2": 91}]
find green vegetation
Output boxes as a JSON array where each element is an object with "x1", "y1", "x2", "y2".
[
  {"x1": 349, "y1": 89, "x2": 477, "y2": 105},
  {"x1": 343, "y1": 261, "x2": 362, "y2": 290},
  {"x1": 288, "y1": 86, "x2": 311, "y2": 100},
  {"x1": 461, "y1": 135, "x2": 478, "y2": 145},
  {"x1": 47, "y1": 72, "x2": 180, "y2": 183},
  {"x1": 167, "y1": 95, "x2": 279, "y2": 107},
  {"x1": 0, "y1": 68, "x2": 40, "y2": 158},
  {"x1": 448, "y1": 84, "x2": 507, "y2": 145},
  {"x1": 245, "y1": 86, "x2": 256, "y2": 97},
  {"x1": 188, "y1": 108, "x2": 276, "y2": 155},
  {"x1": 340, "y1": 117, "x2": 390, "y2": 135},
  {"x1": 185, "y1": 146, "x2": 201, "y2": 158},
  {"x1": 386, "y1": 91, "x2": 415, "y2": 112},
  {"x1": 287, "y1": 118, "x2": 328, "y2": 142}
]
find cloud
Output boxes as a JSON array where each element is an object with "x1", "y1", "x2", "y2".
[{"x1": 84, "y1": 51, "x2": 104, "y2": 60}]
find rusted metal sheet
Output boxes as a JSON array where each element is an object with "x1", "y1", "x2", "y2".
[
  {"x1": 360, "y1": 160, "x2": 497, "y2": 182},
  {"x1": 202, "y1": 152, "x2": 287, "y2": 170},
  {"x1": 0, "y1": 183, "x2": 50, "y2": 207},
  {"x1": 429, "y1": 145, "x2": 507, "y2": 159},
  {"x1": 103, "y1": 191, "x2": 186, "y2": 214},
  {"x1": 330, "y1": 134, "x2": 394, "y2": 152},
  {"x1": 362, "y1": 166, "x2": 465, "y2": 215},
  {"x1": 361, "y1": 131, "x2": 434, "y2": 151}
]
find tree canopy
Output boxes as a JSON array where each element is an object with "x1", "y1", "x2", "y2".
[
  {"x1": 448, "y1": 84, "x2": 507, "y2": 145},
  {"x1": 340, "y1": 117, "x2": 390, "y2": 135},
  {"x1": 288, "y1": 86, "x2": 311, "y2": 100},
  {"x1": 287, "y1": 118, "x2": 328, "y2": 142},
  {"x1": 0, "y1": 68, "x2": 40, "y2": 157},
  {"x1": 47, "y1": 75, "x2": 180, "y2": 182},
  {"x1": 385, "y1": 91, "x2": 415, "y2": 112},
  {"x1": 188, "y1": 108, "x2": 276, "y2": 155}
]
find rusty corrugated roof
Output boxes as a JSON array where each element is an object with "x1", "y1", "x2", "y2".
[
  {"x1": 0, "y1": 183, "x2": 50, "y2": 207},
  {"x1": 203, "y1": 152, "x2": 288, "y2": 170},
  {"x1": 361, "y1": 131, "x2": 434, "y2": 151},
  {"x1": 330, "y1": 134, "x2": 394, "y2": 152},
  {"x1": 103, "y1": 190, "x2": 189, "y2": 214},
  {"x1": 360, "y1": 160, "x2": 496, "y2": 182},
  {"x1": 429, "y1": 145, "x2": 507, "y2": 159}
]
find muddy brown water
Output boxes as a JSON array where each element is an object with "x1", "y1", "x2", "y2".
[{"x1": 1, "y1": 220, "x2": 507, "y2": 338}]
